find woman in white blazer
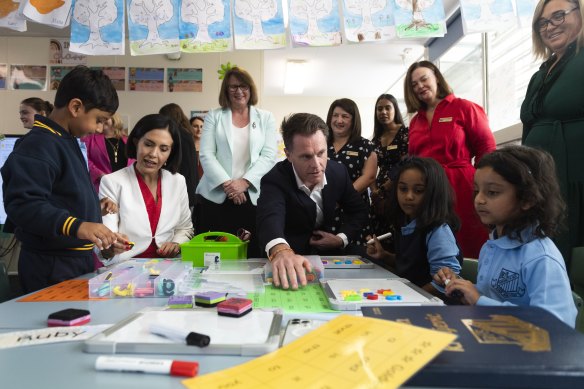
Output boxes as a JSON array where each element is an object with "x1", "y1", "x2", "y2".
[
  {"x1": 98, "y1": 114, "x2": 194, "y2": 265},
  {"x1": 196, "y1": 66, "x2": 277, "y2": 257}
]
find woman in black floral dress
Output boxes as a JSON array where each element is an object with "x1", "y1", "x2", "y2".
[
  {"x1": 326, "y1": 98, "x2": 377, "y2": 248},
  {"x1": 370, "y1": 94, "x2": 409, "y2": 239}
]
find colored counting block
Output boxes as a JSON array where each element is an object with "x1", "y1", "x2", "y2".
[
  {"x1": 344, "y1": 260, "x2": 353, "y2": 264},
  {"x1": 334, "y1": 260, "x2": 342, "y2": 265},
  {"x1": 344, "y1": 294, "x2": 362, "y2": 301},
  {"x1": 353, "y1": 260, "x2": 363, "y2": 264},
  {"x1": 367, "y1": 294, "x2": 379, "y2": 300},
  {"x1": 382, "y1": 291, "x2": 394, "y2": 296},
  {"x1": 385, "y1": 295, "x2": 402, "y2": 301},
  {"x1": 359, "y1": 288, "x2": 370, "y2": 293},
  {"x1": 322, "y1": 260, "x2": 329, "y2": 265}
]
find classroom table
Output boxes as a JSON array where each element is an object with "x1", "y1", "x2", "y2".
[{"x1": 0, "y1": 264, "x2": 412, "y2": 389}]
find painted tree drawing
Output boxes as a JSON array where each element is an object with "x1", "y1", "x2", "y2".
[
  {"x1": 181, "y1": 0, "x2": 224, "y2": 43},
  {"x1": 345, "y1": 0, "x2": 387, "y2": 37},
  {"x1": 129, "y1": 0, "x2": 174, "y2": 47},
  {"x1": 290, "y1": 0, "x2": 333, "y2": 38},
  {"x1": 395, "y1": 0, "x2": 434, "y2": 30},
  {"x1": 235, "y1": 0, "x2": 277, "y2": 42},
  {"x1": 72, "y1": 0, "x2": 117, "y2": 48}
]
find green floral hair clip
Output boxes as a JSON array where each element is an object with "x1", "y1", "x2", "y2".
[{"x1": 218, "y1": 62, "x2": 236, "y2": 80}]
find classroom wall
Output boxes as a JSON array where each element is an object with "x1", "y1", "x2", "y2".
[{"x1": 0, "y1": 36, "x2": 377, "y2": 138}]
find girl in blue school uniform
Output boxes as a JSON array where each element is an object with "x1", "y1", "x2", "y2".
[
  {"x1": 435, "y1": 146, "x2": 577, "y2": 328},
  {"x1": 367, "y1": 156, "x2": 462, "y2": 295}
]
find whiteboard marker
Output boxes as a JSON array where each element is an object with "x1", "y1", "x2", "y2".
[
  {"x1": 95, "y1": 356, "x2": 198, "y2": 377},
  {"x1": 366, "y1": 232, "x2": 392, "y2": 245}
]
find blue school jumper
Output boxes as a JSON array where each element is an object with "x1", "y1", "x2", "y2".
[{"x1": 1, "y1": 115, "x2": 101, "y2": 292}]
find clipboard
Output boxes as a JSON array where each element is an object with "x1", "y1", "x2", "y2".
[
  {"x1": 321, "y1": 278, "x2": 444, "y2": 310},
  {"x1": 84, "y1": 307, "x2": 282, "y2": 356}
]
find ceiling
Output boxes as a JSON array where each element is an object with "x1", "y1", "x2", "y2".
[{"x1": 0, "y1": 1, "x2": 459, "y2": 98}]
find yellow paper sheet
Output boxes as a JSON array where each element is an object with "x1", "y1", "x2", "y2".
[{"x1": 182, "y1": 314, "x2": 456, "y2": 389}]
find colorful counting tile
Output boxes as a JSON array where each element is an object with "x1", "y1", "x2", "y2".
[
  {"x1": 320, "y1": 256, "x2": 374, "y2": 269},
  {"x1": 385, "y1": 295, "x2": 403, "y2": 301}
]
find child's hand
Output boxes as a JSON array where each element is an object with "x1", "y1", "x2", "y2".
[
  {"x1": 157, "y1": 242, "x2": 181, "y2": 258},
  {"x1": 444, "y1": 278, "x2": 480, "y2": 305},
  {"x1": 365, "y1": 235, "x2": 391, "y2": 261},
  {"x1": 77, "y1": 222, "x2": 117, "y2": 250},
  {"x1": 100, "y1": 197, "x2": 118, "y2": 216},
  {"x1": 101, "y1": 233, "x2": 133, "y2": 259},
  {"x1": 433, "y1": 267, "x2": 457, "y2": 286}
]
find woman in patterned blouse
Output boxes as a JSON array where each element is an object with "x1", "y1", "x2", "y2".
[
  {"x1": 326, "y1": 98, "x2": 377, "y2": 247},
  {"x1": 370, "y1": 94, "x2": 409, "y2": 238}
]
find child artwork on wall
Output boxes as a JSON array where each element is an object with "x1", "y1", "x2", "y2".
[
  {"x1": 21, "y1": 0, "x2": 72, "y2": 28},
  {"x1": 127, "y1": 0, "x2": 180, "y2": 55},
  {"x1": 392, "y1": 0, "x2": 447, "y2": 38},
  {"x1": 288, "y1": 0, "x2": 342, "y2": 47},
  {"x1": 459, "y1": 0, "x2": 516, "y2": 34},
  {"x1": 0, "y1": 0, "x2": 26, "y2": 32},
  {"x1": 233, "y1": 0, "x2": 286, "y2": 50},
  {"x1": 179, "y1": 0, "x2": 232, "y2": 53},
  {"x1": 70, "y1": 0, "x2": 125, "y2": 56},
  {"x1": 342, "y1": 0, "x2": 396, "y2": 43}
]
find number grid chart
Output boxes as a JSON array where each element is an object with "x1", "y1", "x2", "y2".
[
  {"x1": 249, "y1": 284, "x2": 336, "y2": 313},
  {"x1": 182, "y1": 314, "x2": 456, "y2": 389}
]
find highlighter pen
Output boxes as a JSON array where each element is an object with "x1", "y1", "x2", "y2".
[
  {"x1": 366, "y1": 232, "x2": 392, "y2": 245},
  {"x1": 150, "y1": 323, "x2": 210, "y2": 347},
  {"x1": 95, "y1": 356, "x2": 198, "y2": 377}
]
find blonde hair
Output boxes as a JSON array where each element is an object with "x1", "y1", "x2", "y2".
[
  {"x1": 532, "y1": 0, "x2": 583, "y2": 60},
  {"x1": 109, "y1": 113, "x2": 125, "y2": 138}
]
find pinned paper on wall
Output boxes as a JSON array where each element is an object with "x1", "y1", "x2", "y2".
[
  {"x1": 342, "y1": 0, "x2": 396, "y2": 43},
  {"x1": 233, "y1": 0, "x2": 286, "y2": 50},
  {"x1": 21, "y1": 0, "x2": 72, "y2": 28},
  {"x1": 70, "y1": 0, "x2": 125, "y2": 56},
  {"x1": 460, "y1": 0, "x2": 516, "y2": 34},
  {"x1": 516, "y1": 0, "x2": 538, "y2": 28},
  {"x1": 393, "y1": 0, "x2": 447, "y2": 38},
  {"x1": 127, "y1": 0, "x2": 180, "y2": 55},
  {"x1": 179, "y1": 0, "x2": 232, "y2": 53},
  {"x1": 289, "y1": 0, "x2": 342, "y2": 47},
  {"x1": 9, "y1": 64, "x2": 46, "y2": 90},
  {"x1": 182, "y1": 314, "x2": 457, "y2": 389},
  {"x1": 167, "y1": 67, "x2": 203, "y2": 92},
  {"x1": 0, "y1": 0, "x2": 26, "y2": 32},
  {"x1": 128, "y1": 67, "x2": 164, "y2": 92}
]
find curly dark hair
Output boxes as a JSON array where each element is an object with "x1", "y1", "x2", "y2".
[{"x1": 475, "y1": 145, "x2": 566, "y2": 239}]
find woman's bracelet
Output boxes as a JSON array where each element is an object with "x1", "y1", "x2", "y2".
[{"x1": 268, "y1": 246, "x2": 294, "y2": 262}]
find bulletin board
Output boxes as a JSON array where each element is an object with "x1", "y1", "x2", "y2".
[{"x1": 84, "y1": 308, "x2": 282, "y2": 356}]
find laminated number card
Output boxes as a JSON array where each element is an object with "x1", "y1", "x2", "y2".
[{"x1": 182, "y1": 314, "x2": 456, "y2": 389}]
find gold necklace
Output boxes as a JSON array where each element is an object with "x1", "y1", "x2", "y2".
[{"x1": 105, "y1": 137, "x2": 120, "y2": 163}]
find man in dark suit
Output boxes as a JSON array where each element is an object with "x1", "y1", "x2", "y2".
[{"x1": 257, "y1": 113, "x2": 368, "y2": 289}]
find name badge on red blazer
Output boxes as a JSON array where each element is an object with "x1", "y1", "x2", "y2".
[{"x1": 439, "y1": 117, "x2": 453, "y2": 122}]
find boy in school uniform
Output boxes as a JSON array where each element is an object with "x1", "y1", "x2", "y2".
[{"x1": 1, "y1": 66, "x2": 125, "y2": 293}]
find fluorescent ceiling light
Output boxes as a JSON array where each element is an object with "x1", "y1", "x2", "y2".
[{"x1": 284, "y1": 60, "x2": 306, "y2": 95}]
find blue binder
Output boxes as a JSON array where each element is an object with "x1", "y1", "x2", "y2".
[{"x1": 361, "y1": 305, "x2": 584, "y2": 388}]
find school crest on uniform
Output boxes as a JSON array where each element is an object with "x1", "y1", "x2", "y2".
[{"x1": 491, "y1": 268, "x2": 526, "y2": 298}]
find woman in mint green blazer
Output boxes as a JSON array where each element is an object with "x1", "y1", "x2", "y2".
[{"x1": 196, "y1": 67, "x2": 277, "y2": 257}]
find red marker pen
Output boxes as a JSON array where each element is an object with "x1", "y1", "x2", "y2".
[{"x1": 95, "y1": 356, "x2": 198, "y2": 377}]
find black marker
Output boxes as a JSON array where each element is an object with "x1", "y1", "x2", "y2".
[{"x1": 150, "y1": 323, "x2": 210, "y2": 347}]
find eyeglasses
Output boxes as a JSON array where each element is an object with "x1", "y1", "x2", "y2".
[
  {"x1": 228, "y1": 84, "x2": 249, "y2": 92},
  {"x1": 536, "y1": 7, "x2": 579, "y2": 32}
]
